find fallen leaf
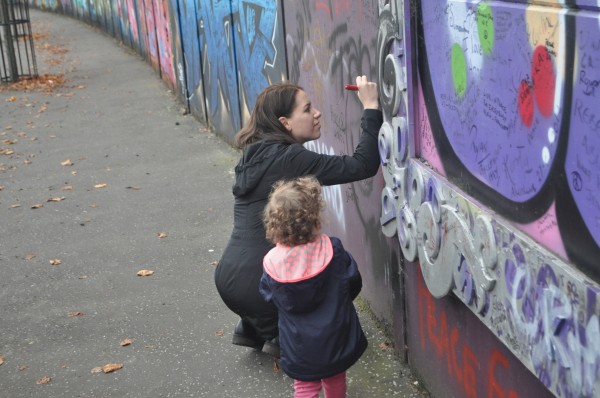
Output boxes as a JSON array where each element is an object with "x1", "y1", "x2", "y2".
[
  {"x1": 23, "y1": 159, "x2": 32, "y2": 165},
  {"x1": 94, "y1": 183, "x2": 107, "y2": 189},
  {"x1": 215, "y1": 329, "x2": 224, "y2": 337},
  {"x1": 0, "y1": 74, "x2": 67, "y2": 93},
  {"x1": 273, "y1": 360, "x2": 280, "y2": 373},
  {"x1": 76, "y1": 85, "x2": 85, "y2": 89},
  {"x1": 49, "y1": 259, "x2": 61, "y2": 265},
  {"x1": 10, "y1": 204, "x2": 21, "y2": 208},
  {"x1": 18, "y1": 365, "x2": 27, "y2": 371},
  {"x1": 71, "y1": 171, "x2": 77, "y2": 175},
  {"x1": 62, "y1": 185, "x2": 73, "y2": 191},
  {"x1": 157, "y1": 232, "x2": 167, "y2": 238},
  {"x1": 120, "y1": 338, "x2": 133, "y2": 347},
  {"x1": 0, "y1": 185, "x2": 4, "y2": 190},
  {"x1": 89, "y1": 203, "x2": 97, "y2": 208},
  {"x1": 31, "y1": 204, "x2": 43, "y2": 209},
  {"x1": 102, "y1": 363, "x2": 123, "y2": 373},
  {"x1": 1, "y1": 139, "x2": 16, "y2": 144},
  {"x1": 68, "y1": 311, "x2": 83, "y2": 317},
  {"x1": 47, "y1": 197, "x2": 65, "y2": 202},
  {"x1": 61, "y1": 159, "x2": 74, "y2": 166},
  {"x1": 379, "y1": 341, "x2": 392, "y2": 351},
  {"x1": 36, "y1": 376, "x2": 51, "y2": 384},
  {"x1": 24, "y1": 254, "x2": 36, "y2": 260},
  {"x1": 137, "y1": 269, "x2": 154, "y2": 277},
  {"x1": 90, "y1": 367, "x2": 102, "y2": 374},
  {"x1": 0, "y1": 355, "x2": 4, "y2": 365},
  {"x1": 0, "y1": 148, "x2": 14, "y2": 155},
  {"x1": 210, "y1": 261, "x2": 218, "y2": 266},
  {"x1": 78, "y1": 275, "x2": 88, "y2": 279},
  {"x1": 8, "y1": 96, "x2": 17, "y2": 102}
]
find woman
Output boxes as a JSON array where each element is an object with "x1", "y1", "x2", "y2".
[{"x1": 215, "y1": 76, "x2": 381, "y2": 358}]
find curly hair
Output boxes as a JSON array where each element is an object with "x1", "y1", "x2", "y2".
[{"x1": 263, "y1": 176, "x2": 324, "y2": 246}]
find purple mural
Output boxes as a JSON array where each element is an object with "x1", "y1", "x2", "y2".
[
  {"x1": 417, "y1": 2, "x2": 600, "y2": 281},
  {"x1": 378, "y1": 0, "x2": 600, "y2": 397}
]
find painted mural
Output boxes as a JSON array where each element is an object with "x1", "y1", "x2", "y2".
[
  {"x1": 281, "y1": 0, "x2": 407, "y2": 352},
  {"x1": 378, "y1": 0, "x2": 600, "y2": 397},
  {"x1": 25, "y1": 0, "x2": 600, "y2": 396},
  {"x1": 177, "y1": 0, "x2": 206, "y2": 120},
  {"x1": 196, "y1": 0, "x2": 285, "y2": 142}
]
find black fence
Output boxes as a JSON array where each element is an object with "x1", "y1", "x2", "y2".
[{"x1": 0, "y1": 0, "x2": 37, "y2": 83}]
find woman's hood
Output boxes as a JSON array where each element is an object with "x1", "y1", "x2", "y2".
[{"x1": 232, "y1": 141, "x2": 287, "y2": 197}]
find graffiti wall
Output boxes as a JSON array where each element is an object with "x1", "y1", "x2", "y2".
[
  {"x1": 197, "y1": 0, "x2": 286, "y2": 142},
  {"x1": 379, "y1": 0, "x2": 600, "y2": 397},
  {"x1": 27, "y1": 0, "x2": 600, "y2": 396},
  {"x1": 282, "y1": 0, "x2": 406, "y2": 349}
]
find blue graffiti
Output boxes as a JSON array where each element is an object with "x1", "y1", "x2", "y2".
[
  {"x1": 196, "y1": 0, "x2": 278, "y2": 131},
  {"x1": 233, "y1": 0, "x2": 277, "y2": 112},
  {"x1": 197, "y1": 0, "x2": 240, "y2": 130},
  {"x1": 177, "y1": 0, "x2": 204, "y2": 116}
]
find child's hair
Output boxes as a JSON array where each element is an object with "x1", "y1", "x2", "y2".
[{"x1": 263, "y1": 176, "x2": 324, "y2": 246}]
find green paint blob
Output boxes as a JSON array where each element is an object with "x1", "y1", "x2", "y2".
[
  {"x1": 451, "y1": 44, "x2": 467, "y2": 97},
  {"x1": 477, "y1": 3, "x2": 494, "y2": 55}
]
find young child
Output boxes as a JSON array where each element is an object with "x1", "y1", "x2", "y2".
[{"x1": 259, "y1": 176, "x2": 367, "y2": 398}]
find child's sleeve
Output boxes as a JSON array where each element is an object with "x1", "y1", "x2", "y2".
[
  {"x1": 259, "y1": 272, "x2": 273, "y2": 303},
  {"x1": 345, "y1": 250, "x2": 363, "y2": 300}
]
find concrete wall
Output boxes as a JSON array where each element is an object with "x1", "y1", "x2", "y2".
[{"x1": 28, "y1": 0, "x2": 600, "y2": 397}]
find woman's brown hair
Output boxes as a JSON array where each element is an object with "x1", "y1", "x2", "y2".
[
  {"x1": 234, "y1": 83, "x2": 303, "y2": 149},
  {"x1": 263, "y1": 176, "x2": 324, "y2": 246}
]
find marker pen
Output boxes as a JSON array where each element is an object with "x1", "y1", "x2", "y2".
[{"x1": 344, "y1": 84, "x2": 358, "y2": 91}]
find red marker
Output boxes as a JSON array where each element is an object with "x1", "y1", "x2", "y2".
[{"x1": 344, "y1": 84, "x2": 359, "y2": 91}]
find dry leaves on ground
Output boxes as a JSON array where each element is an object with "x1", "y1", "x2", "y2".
[
  {"x1": 61, "y1": 159, "x2": 74, "y2": 166},
  {"x1": 0, "y1": 74, "x2": 68, "y2": 93},
  {"x1": 47, "y1": 197, "x2": 65, "y2": 202},
  {"x1": 100, "y1": 363, "x2": 123, "y2": 373},
  {"x1": 215, "y1": 329, "x2": 224, "y2": 337},
  {"x1": 120, "y1": 338, "x2": 133, "y2": 347},
  {"x1": 24, "y1": 254, "x2": 35, "y2": 260},
  {"x1": 31, "y1": 204, "x2": 43, "y2": 209},
  {"x1": 49, "y1": 259, "x2": 61, "y2": 265},
  {"x1": 157, "y1": 232, "x2": 167, "y2": 238},
  {"x1": 137, "y1": 269, "x2": 154, "y2": 277},
  {"x1": 0, "y1": 355, "x2": 4, "y2": 365},
  {"x1": 68, "y1": 311, "x2": 84, "y2": 317},
  {"x1": 36, "y1": 376, "x2": 51, "y2": 385},
  {"x1": 379, "y1": 341, "x2": 393, "y2": 351},
  {"x1": 94, "y1": 183, "x2": 107, "y2": 189}
]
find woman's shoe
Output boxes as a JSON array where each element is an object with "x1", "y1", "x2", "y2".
[
  {"x1": 232, "y1": 319, "x2": 264, "y2": 349},
  {"x1": 262, "y1": 336, "x2": 280, "y2": 358}
]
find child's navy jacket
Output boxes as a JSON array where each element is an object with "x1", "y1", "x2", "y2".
[{"x1": 259, "y1": 234, "x2": 367, "y2": 381}]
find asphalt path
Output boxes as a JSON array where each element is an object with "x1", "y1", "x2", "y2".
[{"x1": 0, "y1": 9, "x2": 428, "y2": 398}]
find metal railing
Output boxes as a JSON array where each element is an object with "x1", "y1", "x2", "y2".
[{"x1": 0, "y1": 0, "x2": 37, "y2": 83}]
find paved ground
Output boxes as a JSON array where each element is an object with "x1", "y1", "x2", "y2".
[{"x1": 0, "y1": 10, "x2": 429, "y2": 398}]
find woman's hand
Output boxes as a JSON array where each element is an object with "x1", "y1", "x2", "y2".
[{"x1": 355, "y1": 75, "x2": 379, "y2": 110}]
